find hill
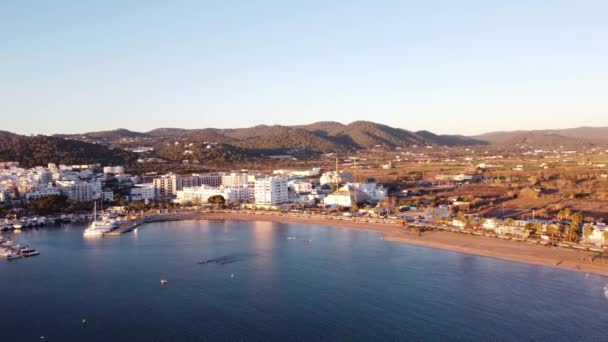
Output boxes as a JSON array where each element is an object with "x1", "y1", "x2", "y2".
[
  {"x1": 226, "y1": 125, "x2": 341, "y2": 153},
  {"x1": 543, "y1": 127, "x2": 608, "y2": 144},
  {"x1": 56, "y1": 128, "x2": 149, "y2": 140},
  {"x1": 473, "y1": 130, "x2": 599, "y2": 147},
  {"x1": 43, "y1": 121, "x2": 491, "y2": 156},
  {"x1": 0, "y1": 133, "x2": 138, "y2": 168}
]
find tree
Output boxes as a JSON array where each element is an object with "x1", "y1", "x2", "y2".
[
  {"x1": 208, "y1": 195, "x2": 226, "y2": 209},
  {"x1": 564, "y1": 212, "x2": 582, "y2": 243},
  {"x1": 583, "y1": 224, "x2": 595, "y2": 239},
  {"x1": 533, "y1": 223, "x2": 544, "y2": 236},
  {"x1": 456, "y1": 211, "x2": 466, "y2": 223},
  {"x1": 557, "y1": 208, "x2": 571, "y2": 221},
  {"x1": 546, "y1": 224, "x2": 561, "y2": 240},
  {"x1": 603, "y1": 230, "x2": 608, "y2": 243}
]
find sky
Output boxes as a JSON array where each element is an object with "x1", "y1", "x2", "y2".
[{"x1": 1, "y1": 0, "x2": 607, "y2": 136}]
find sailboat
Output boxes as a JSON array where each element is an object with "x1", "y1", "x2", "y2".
[{"x1": 83, "y1": 201, "x2": 119, "y2": 237}]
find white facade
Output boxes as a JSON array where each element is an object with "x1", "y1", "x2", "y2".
[
  {"x1": 34, "y1": 171, "x2": 53, "y2": 185},
  {"x1": 320, "y1": 171, "x2": 353, "y2": 185},
  {"x1": 175, "y1": 185, "x2": 250, "y2": 204},
  {"x1": 103, "y1": 166, "x2": 125, "y2": 174},
  {"x1": 273, "y1": 168, "x2": 321, "y2": 177},
  {"x1": 347, "y1": 183, "x2": 387, "y2": 201},
  {"x1": 130, "y1": 184, "x2": 156, "y2": 202},
  {"x1": 25, "y1": 186, "x2": 61, "y2": 200},
  {"x1": 254, "y1": 177, "x2": 289, "y2": 206},
  {"x1": 288, "y1": 180, "x2": 313, "y2": 194},
  {"x1": 153, "y1": 173, "x2": 182, "y2": 198},
  {"x1": 585, "y1": 224, "x2": 608, "y2": 245},
  {"x1": 56, "y1": 180, "x2": 95, "y2": 202},
  {"x1": 323, "y1": 184, "x2": 372, "y2": 208},
  {"x1": 221, "y1": 173, "x2": 254, "y2": 186}
]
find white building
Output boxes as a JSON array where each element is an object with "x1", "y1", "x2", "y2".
[
  {"x1": 199, "y1": 173, "x2": 222, "y2": 187},
  {"x1": 320, "y1": 171, "x2": 353, "y2": 185},
  {"x1": 24, "y1": 186, "x2": 61, "y2": 201},
  {"x1": 273, "y1": 168, "x2": 321, "y2": 177},
  {"x1": 254, "y1": 177, "x2": 289, "y2": 206},
  {"x1": 585, "y1": 224, "x2": 608, "y2": 245},
  {"x1": 103, "y1": 166, "x2": 125, "y2": 175},
  {"x1": 176, "y1": 185, "x2": 250, "y2": 204},
  {"x1": 221, "y1": 173, "x2": 255, "y2": 186},
  {"x1": 288, "y1": 180, "x2": 313, "y2": 194},
  {"x1": 56, "y1": 180, "x2": 95, "y2": 202},
  {"x1": 323, "y1": 184, "x2": 373, "y2": 208},
  {"x1": 347, "y1": 183, "x2": 387, "y2": 201},
  {"x1": 153, "y1": 173, "x2": 182, "y2": 198},
  {"x1": 130, "y1": 183, "x2": 156, "y2": 202},
  {"x1": 34, "y1": 171, "x2": 53, "y2": 185}
]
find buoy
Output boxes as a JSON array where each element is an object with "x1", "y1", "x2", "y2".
[
  {"x1": 230, "y1": 273, "x2": 235, "y2": 279},
  {"x1": 82, "y1": 319, "x2": 87, "y2": 327}
]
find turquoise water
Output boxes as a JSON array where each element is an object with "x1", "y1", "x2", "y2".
[{"x1": 1, "y1": 220, "x2": 607, "y2": 341}]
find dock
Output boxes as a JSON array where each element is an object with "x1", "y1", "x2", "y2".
[{"x1": 104, "y1": 218, "x2": 146, "y2": 236}]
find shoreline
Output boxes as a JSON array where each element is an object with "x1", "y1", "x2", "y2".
[{"x1": 142, "y1": 212, "x2": 608, "y2": 277}]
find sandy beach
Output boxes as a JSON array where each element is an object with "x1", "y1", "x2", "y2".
[{"x1": 145, "y1": 211, "x2": 608, "y2": 277}]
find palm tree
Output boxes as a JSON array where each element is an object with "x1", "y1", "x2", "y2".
[
  {"x1": 564, "y1": 212, "x2": 582, "y2": 243},
  {"x1": 583, "y1": 224, "x2": 595, "y2": 239},
  {"x1": 533, "y1": 223, "x2": 544, "y2": 237}
]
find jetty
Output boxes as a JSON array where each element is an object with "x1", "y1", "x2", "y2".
[{"x1": 104, "y1": 218, "x2": 146, "y2": 236}]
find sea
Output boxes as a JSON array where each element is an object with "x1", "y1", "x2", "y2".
[{"x1": 1, "y1": 220, "x2": 607, "y2": 341}]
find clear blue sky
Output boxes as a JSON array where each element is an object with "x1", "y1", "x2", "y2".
[{"x1": 1, "y1": 1, "x2": 607, "y2": 135}]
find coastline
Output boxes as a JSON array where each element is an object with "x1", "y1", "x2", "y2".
[{"x1": 143, "y1": 211, "x2": 608, "y2": 277}]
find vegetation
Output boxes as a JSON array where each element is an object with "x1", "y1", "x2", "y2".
[
  {"x1": 207, "y1": 195, "x2": 226, "y2": 209},
  {"x1": 25, "y1": 195, "x2": 91, "y2": 215},
  {"x1": 0, "y1": 132, "x2": 137, "y2": 167}
]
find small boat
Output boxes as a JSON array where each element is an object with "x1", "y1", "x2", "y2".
[
  {"x1": 287, "y1": 236, "x2": 297, "y2": 240},
  {"x1": 6, "y1": 253, "x2": 22, "y2": 260},
  {"x1": 12, "y1": 223, "x2": 23, "y2": 229},
  {"x1": 160, "y1": 279, "x2": 168, "y2": 286},
  {"x1": 18, "y1": 246, "x2": 40, "y2": 257}
]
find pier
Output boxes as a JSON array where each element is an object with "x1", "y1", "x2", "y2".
[{"x1": 104, "y1": 218, "x2": 146, "y2": 236}]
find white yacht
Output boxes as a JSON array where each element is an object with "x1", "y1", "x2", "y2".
[{"x1": 83, "y1": 202, "x2": 120, "y2": 237}]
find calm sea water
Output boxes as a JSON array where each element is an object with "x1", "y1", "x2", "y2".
[{"x1": 1, "y1": 220, "x2": 607, "y2": 341}]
